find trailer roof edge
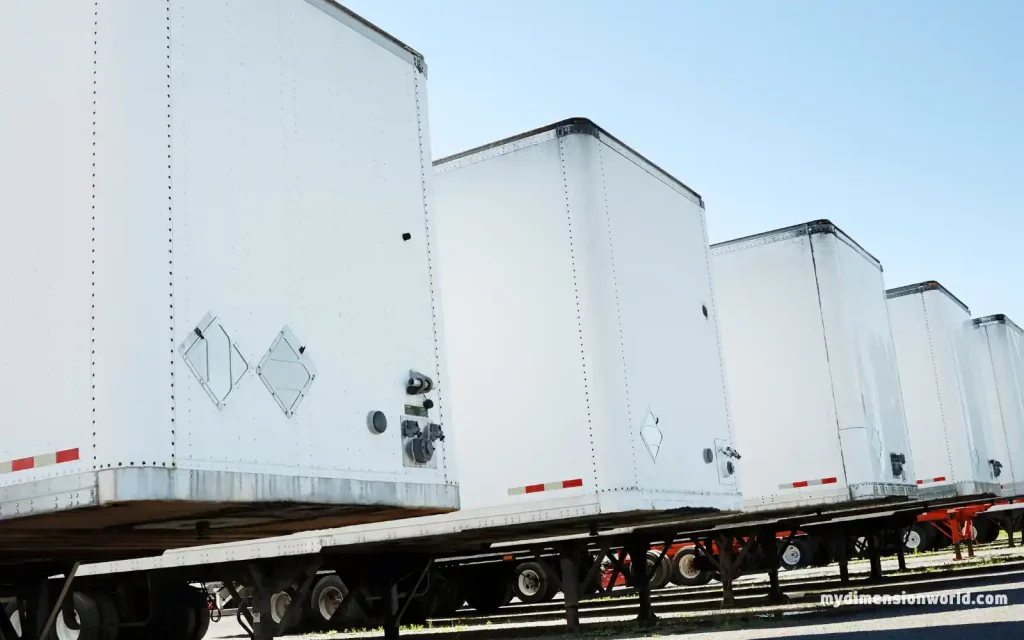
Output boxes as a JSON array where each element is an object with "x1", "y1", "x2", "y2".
[
  {"x1": 432, "y1": 117, "x2": 704, "y2": 207},
  {"x1": 710, "y1": 220, "x2": 882, "y2": 270},
  {"x1": 973, "y1": 314, "x2": 1024, "y2": 335},
  {"x1": 886, "y1": 281, "x2": 970, "y2": 314},
  {"x1": 302, "y1": 0, "x2": 427, "y2": 75}
]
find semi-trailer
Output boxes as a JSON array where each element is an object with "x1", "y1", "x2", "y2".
[
  {"x1": 887, "y1": 281, "x2": 1005, "y2": 499},
  {"x1": 433, "y1": 118, "x2": 742, "y2": 516},
  {"x1": 0, "y1": 0, "x2": 455, "y2": 637},
  {"x1": 710, "y1": 220, "x2": 917, "y2": 510},
  {"x1": 973, "y1": 315, "x2": 1024, "y2": 497}
]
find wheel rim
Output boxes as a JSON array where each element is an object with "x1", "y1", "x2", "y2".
[
  {"x1": 782, "y1": 544, "x2": 802, "y2": 567},
  {"x1": 55, "y1": 610, "x2": 81, "y2": 640},
  {"x1": 855, "y1": 537, "x2": 868, "y2": 553},
  {"x1": 517, "y1": 569, "x2": 542, "y2": 597},
  {"x1": 906, "y1": 529, "x2": 922, "y2": 550},
  {"x1": 270, "y1": 591, "x2": 291, "y2": 624},
  {"x1": 678, "y1": 553, "x2": 700, "y2": 579},
  {"x1": 317, "y1": 586, "x2": 344, "y2": 621},
  {"x1": 9, "y1": 610, "x2": 21, "y2": 637}
]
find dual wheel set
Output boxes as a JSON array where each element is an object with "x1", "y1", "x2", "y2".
[
  {"x1": 903, "y1": 517, "x2": 1001, "y2": 553},
  {"x1": 3, "y1": 585, "x2": 208, "y2": 640}
]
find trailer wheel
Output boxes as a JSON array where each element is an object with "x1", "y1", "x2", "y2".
[
  {"x1": 974, "y1": 517, "x2": 999, "y2": 544},
  {"x1": 432, "y1": 573, "x2": 464, "y2": 617},
  {"x1": 269, "y1": 591, "x2": 292, "y2": 626},
  {"x1": 4, "y1": 600, "x2": 21, "y2": 637},
  {"x1": 904, "y1": 523, "x2": 935, "y2": 553},
  {"x1": 810, "y1": 540, "x2": 834, "y2": 567},
  {"x1": 670, "y1": 548, "x2": 712, "y2": 586},
  {"x1": 190, "y1": 592, "x2": 211, "y2": 640},
  {"x1": 779, "y1": 539, "x2": 812, "y2": 571},
  {"x1": 852, "y1": 536, "x2": 870, "y2": 557},
  {"x1": 308, "y1": 575, "x2": 363, "y2": 630},
  {"x1": 53, "y1": 592, "x2": 106, "y2": 640},
  {"x1": 464, "y1": 568, "x2": 513, "y2": 613},
  {"x1": 145, "y1": 584, "x2": 207, "y2": 640},
  {"x1": 636, "y1": 551, "x2": 671, "y2": 590},
  {"x1": 512, "y1": 562, "x2": 555, "y2": 604}
]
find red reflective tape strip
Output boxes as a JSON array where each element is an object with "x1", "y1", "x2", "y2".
[
  {"x1": 55, "y1": 448, "x2": 80, "y2": 464},
  {"x1": 916, "y1": 480, "x2": 924, "y2": 485},
  {"x1": 562, "y1": 478, "x2": 584, "y2": 489},
  {"x1": 792, "y1": 480, "x2": 809, "y2": 488},
  {"x1": 821, "y1": 477, "x2": 838, "y2": 485},
  {"x1": 11, "y1": 457, "x2": 34, "y2": 472},
  {"x1": 524, "y1": 484, "x2": 545, "y2": 494},
  {"x1": 934, "y1": 476, "x2": 946, "y2": 482}
]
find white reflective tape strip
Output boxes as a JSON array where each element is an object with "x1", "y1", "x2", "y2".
[
  {"x1": 34, "y1": 452, "x2": 58, "y2": 468},
  {"x1": 0, "y1": 461, "x2": 12, "y2": 474}
]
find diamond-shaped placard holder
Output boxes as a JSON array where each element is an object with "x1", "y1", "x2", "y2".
[
  {"x1": 257, "y1": 326, "x2": 316, "y2": 418},
  {"x1": 180, "y1": 311, "x2": 249, "y2": 410},
  {"x1": 640, "y1": 406, "x2": 663, "y2": 462}
]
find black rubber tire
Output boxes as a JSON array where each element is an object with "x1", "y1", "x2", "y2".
[
  {"x1": 511, "y1": 562, "x2": 556, "y2": 604},
  {"x1": 4, "y1": 599, "x2": 21, "y2": 638},
  {"x1": 974, "y1": 518, "x2": 999, "y2": 544},
  {"x1": 432, "y1": 573, "x2": 464, "y2": 617},
  {"x1": 92, "y1": 593, "x2": 119, "y2": 640},
  {"x1": 811, "y1": 539, "x2": 835, "y2": 567},
  {"x1": 190, "y1": 591, "x2": 210, "y2": 640},
  {"x1": 779, "y1": 539, "x2": 812, "y2": 571},
  {"x1": 52, "y1": 592, "x2": 103, "y2": 640},
  {"x1": 632, "y1": 551, "x2": 671, "y2": 590},
  {"x1": 463, "y1": 570, "x2": 513, "y2": 613},
  {"x1": 905, "y1": 523, "x2": 936, "y2": 553},
  {"x1": 669, "y1": 548, "x2": 712, "y2": 586},
  {"x1": 309, "y1": 575, "x2": 363, "y2": 630},
  {"x1": 142, "y1": 585, "x2": 205, "y2": 640}
]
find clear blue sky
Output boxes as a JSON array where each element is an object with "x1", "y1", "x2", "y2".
[{"x1": 347, "y1": 0, "x2": 1023, "y2": 321}]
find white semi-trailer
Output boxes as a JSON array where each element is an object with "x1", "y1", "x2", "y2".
[
  {"x1": 887, "y1": 281, "x2": 1004, "y2": 498},
  {"x1": 710, "y1": 221, "x2": 917, "y2": 511},
  {"x1": 433, "y1": 118, "x2": 742, "y2": 515},
  {"x1": 0, "y1": 1, "x2": 452, "y2": 637},
  {"x1": 973, "y1": 315, "x2": 1024, "y2": 497}
]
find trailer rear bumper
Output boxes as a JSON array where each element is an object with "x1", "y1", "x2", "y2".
[
  {"x1": 0, "y1": 467, "x2": 458, "y2": 564},
  {"x1": 743, "y1": 481, "x2": 916, "y2": 512},
  {"x1": 912, "y1": 480, "x2": 1000, "y2": 501}
]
